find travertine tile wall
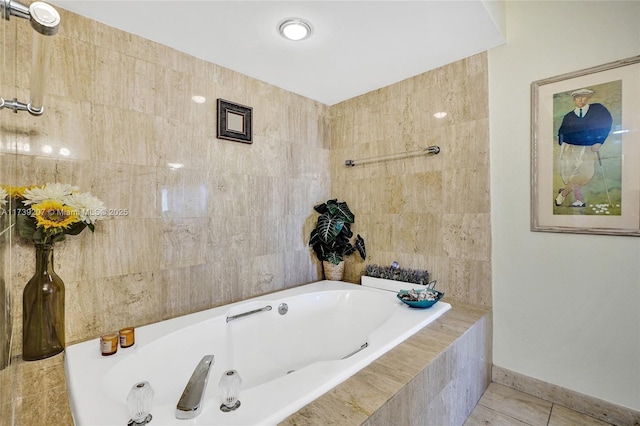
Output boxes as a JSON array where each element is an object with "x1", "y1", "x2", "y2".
[
  {"x1": 330, "y1": 53, "x2": 491, "y2": 306},
  {"x1": 0, "y1": 6, "x2": 330, "y2": 357}
]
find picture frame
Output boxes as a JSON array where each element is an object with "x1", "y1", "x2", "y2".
[
  {"x1": 217, "y1": 99, "x2": 253, "y2": 144},
  {"x1": 531, "y1": 55, "x2": 640, "y2": 236}
]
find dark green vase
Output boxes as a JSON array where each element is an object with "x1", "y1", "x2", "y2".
[{"x1": 22, "y1": 243, "x2": 65, "y2": 361}]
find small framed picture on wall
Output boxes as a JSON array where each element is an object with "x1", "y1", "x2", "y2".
[{"x1": 217, "y1": 99, "x2": 253, "y2": 144}]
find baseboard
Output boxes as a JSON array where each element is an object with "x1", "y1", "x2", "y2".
[{"x1": 492, "y1": 365, "x2": 640, "y2": 426}]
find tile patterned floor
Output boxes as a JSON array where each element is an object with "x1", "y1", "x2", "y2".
[{"x1": 465, "y1": 383, "x2": 614, "y2": 426}]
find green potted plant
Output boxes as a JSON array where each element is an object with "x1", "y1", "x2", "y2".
[{"x1": 309, "y1": 199, "x2": 366, "y2": 280}]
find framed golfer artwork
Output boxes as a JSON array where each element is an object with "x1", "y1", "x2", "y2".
[{"x1": 531, "y1": 55, "x2": 640, "y2": 236}]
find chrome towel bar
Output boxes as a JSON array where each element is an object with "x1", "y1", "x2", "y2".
[{"x1": 345, "y1": 145, "x2": 440, "y2": 167}]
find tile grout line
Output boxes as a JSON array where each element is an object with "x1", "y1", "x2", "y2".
[{"x1": 477, "y1": 402, "x2": 537, "y2": 426}]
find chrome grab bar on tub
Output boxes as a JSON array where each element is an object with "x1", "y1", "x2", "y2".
[
  {"x1": 341, "y1": 342, "x2": 369, "y2": 360},
  {"x1": 226, "y1": 305, "x2": 272, "y2": 323}
]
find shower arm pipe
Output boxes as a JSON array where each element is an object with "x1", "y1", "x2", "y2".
[
  {"x1": 344, "y1": 145, "x2": 440, "y2": 167},
  {"x1": 0, "y1": 0, "x2": 60, "y2": 116},
  {"x1": 1, "y1": 0, "x2": 29, "y2": 20}
]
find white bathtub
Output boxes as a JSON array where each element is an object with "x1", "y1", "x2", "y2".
[{"x1": 65, "y1": 280, "x2": 450, "y2": 425}]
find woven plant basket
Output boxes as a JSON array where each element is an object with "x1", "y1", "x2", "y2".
[{"x1": 322, "y1": 260, "x2": 345, "y2": 281}]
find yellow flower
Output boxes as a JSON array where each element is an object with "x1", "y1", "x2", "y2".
[
  {"x1": 4, "y1": 185, "x2": 36, "y2": 199},
  {"x1": 31, "y1": 200, "x2": 79, "y2": 229}
]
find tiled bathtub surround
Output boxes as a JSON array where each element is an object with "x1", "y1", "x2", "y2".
[
  {"x1": 0, "y1": 302, "x2": 490, "y2": 426},
  {"x1": 0, "y1": 353, "x2": 72, "y2": 426},
  {"x1": 1, "y1": 4, "x2": 492, "y2": 425},
  {"x1": 1, "y1": 6, "x2": 330, "y2": 422},
  {"x1": 282, "y1": 303, "x2": 491, "y2": 425}
]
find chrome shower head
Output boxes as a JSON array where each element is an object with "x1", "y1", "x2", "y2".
[
  {"x1": 0, "y1": 0, "x2": 60, "y2": 116},
  {"x1": 29, "y1": 1, "x2": 59, "y2": 35}
]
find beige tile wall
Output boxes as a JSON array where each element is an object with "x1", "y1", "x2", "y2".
[
  {"x1": 1, "y1": 7, "x2": 330, "y2": 357},
  {"x1": 330, "y1": 53, "x2": 491, "y2": 306}
]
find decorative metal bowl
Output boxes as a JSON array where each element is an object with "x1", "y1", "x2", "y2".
[{"x1": 396, "y1": 288, "x2": 444, "y2": 309}]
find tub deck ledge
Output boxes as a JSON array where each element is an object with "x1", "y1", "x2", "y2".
[
  {"x1": 280, "y1": 301, "x2": 492, "y2": 426},
  {"x1": 2, "y1": 300, "x2": 490, "y2": 426}
]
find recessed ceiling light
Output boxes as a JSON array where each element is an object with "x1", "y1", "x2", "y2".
[
  {"x1": 433, "y1": 112, "x2": 448, "y2": 119},
  {"x1": 278, "y1": 18, "x2": 312, "y2": 41}
]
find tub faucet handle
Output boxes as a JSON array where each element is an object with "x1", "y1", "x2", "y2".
[
  {"x1": 127, "y1": 381, "x2": 154, "y2": 425},
  {"x1": 219, "y1": 370, "x2": 242, "y2": 412},
  {"x1": 175, "y1": 355, "x2": 215, "y2": 420}
]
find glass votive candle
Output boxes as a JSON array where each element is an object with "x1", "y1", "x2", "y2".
[
  {"x1": 119, "y1": 327, "x2": 135, "y2": 348},
  {"x1": 100, "y1": 333, "x2": 118, "y2": 356}
]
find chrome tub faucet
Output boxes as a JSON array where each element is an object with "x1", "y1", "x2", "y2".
[{"x1": 175, "y1": 355, "x2": 215, "y2": 420}]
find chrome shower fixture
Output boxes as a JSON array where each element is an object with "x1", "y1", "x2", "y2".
[{"x1": 0, "y1": 0, "x2": 60, "y2": 116}]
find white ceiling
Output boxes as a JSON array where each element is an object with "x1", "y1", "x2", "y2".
[{"x1": 50, "y1": 1, "x2": 506, "y2": 105}]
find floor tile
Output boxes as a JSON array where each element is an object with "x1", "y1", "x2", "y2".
[
  {"x1": 548, "y1": 404, "x2": 613, "y2": 426},
  {"x1": 464, "y1": 404, "x2": 530, "y2": 426},
  {"x1": 477, "y1": 383, "x2": 552, "y2": 426}
]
